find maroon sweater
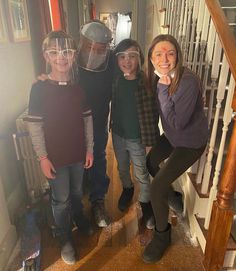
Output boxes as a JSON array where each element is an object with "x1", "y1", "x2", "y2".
[{"x1": 27, "y1": 80, "x2": 90, "y2": 168}]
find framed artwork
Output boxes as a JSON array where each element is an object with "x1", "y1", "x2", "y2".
[
  {"x1": 0, "y1": 3, "x2": 7, "y2": 42},
  {"x1": 99, "y1": 12, "x2": 110, "y2": 25},
  {"x1": 7, "y1": 0, "x2": 30, "y2": 42}
]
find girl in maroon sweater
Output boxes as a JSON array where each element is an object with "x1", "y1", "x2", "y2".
[{"x1": 26, "y1": 31, "x2": 94, "y2": 265}]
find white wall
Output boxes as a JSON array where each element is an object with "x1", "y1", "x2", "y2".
[
  {"x1": 0, "y1": 14, "x2": 35, "y2": 268},
  {"x1": 144, "y1": 0, "x2": 163, "y2": 54},
  {"x1": 0, "y1": 41, "x2": 35, "y2": 211}
]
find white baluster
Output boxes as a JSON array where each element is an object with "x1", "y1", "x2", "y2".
[
  {"x1": 198, "y1": 7, "x2": 210, "y2": 77},
  {"x1": 201, "y1": 54, "x2": 229, "y2": 194},
  {"x1": 181, "y1": 1, "x2": 189, "y2": 58},
  {"x1": 178, "y1": 0, "x2": 186, "y2": 45},
  {"x1": 182, "y1": 0, "x2": 194, "y2": 64},
  {"x1": 207, "y1": 34, "x2": 222, "y2": 125},
  {"x1": 192, "y1": 0, "x2": 205, "y2": 73},
  {"x1": 202, "y1": 20, "x2": 216, "y2": 99},
  {"x1": 169, "y1": 0, "x2": 177, "y2": 36},
  {"x1": 173, "y1": 0, "x2": 182, "y2": 38},
  {"x1": 166, "y1": 0, "x2": 173, "y2": 33},
  {"x1": 159, "y1": 1, "x2": 166, "y2": 35},
  {"x1": 187, "y1": 0, "x2": 198, "y2": 68},
  {"x1": 204, "y1": 75, "x2": 235, "y2": 229}
]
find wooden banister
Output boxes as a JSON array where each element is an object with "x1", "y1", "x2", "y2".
[
  {"x1": 203, "y1": 95, "x2": 236, "y2": 270},
  {"x1": 203, "y1": 1, "x2": 236, "y2": 270}
]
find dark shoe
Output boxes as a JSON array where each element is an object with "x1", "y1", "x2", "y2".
[
  {"x1": 142, "y1": 223, "x2": 171, "y2": 263},
  {"x1": 118, "y1": 187, "x2": 134, "y2": 211},
  {"x1": 168, "y1": 190, "x2": 183, "y2": 214},
  {"x1": 140, "y1": 201, "x2": 155, "y2": 230},
  {"x1": 60, "y1": 236, "x2": 76, "y2": 265},
  {"x1": 92, "y1": 200, "x2": 110, "y2": 227},
  {"x1": 75, "y1": 214, "x2": 94, "y2": 236}
]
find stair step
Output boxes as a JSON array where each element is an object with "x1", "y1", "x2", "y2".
[
  {"x1": 188, "y1": 172, "x2": 210, "y2": 198},
  {"x1": 196, "y1": 216, "x2": 236, "y2": 250},
  {"x1": 219, "y1": 0, "x2": 236, "y2": 7}
]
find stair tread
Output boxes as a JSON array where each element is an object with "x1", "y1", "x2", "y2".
[
  {"x1": 196, "y1": 216, "x2": 236, "y2": 250},
  {"x1": 188, "y1": 173, "x2": 210, "y2": 198}
]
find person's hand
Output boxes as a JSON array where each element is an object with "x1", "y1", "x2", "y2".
[
  {"x1": 84, "y1": 152, "x2": 94, "y2": 169},
  {"x1": 40, "y1": 158, "x2": 56, "y2": 179},
  {"x1": 37, "y1": 73, "x2": 49, "y2": 81},
  {"x1": 159, "y1": 75, "x2": 171, "y2": 85}
]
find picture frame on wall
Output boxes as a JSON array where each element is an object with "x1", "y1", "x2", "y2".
[
  {"x1": 7, "y1": 0, "x2": 30, "y2": 42},
  {"x1": 0, "y1": 3, "x2": 7, "y2": 42}
]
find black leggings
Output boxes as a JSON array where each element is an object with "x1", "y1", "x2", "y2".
[{"x1": 146, "y1": 134, "x2": 206, "y2": 231}]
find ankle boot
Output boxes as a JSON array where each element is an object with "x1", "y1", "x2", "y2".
[
  {"x1": 140, "y1": 201, "x2": 155, "y2": 229},
  {"x1": 142, "y1": 223, "x2": 171, "y2": 263},
  {"x1": 118, "y1": 187, "x2": 134, "y2": 211}
]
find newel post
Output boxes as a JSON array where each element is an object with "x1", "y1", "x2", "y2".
[{"x1": 203, "y1": 88, "x2": 236, "y2": 271}]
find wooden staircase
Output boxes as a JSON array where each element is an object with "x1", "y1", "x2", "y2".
[{"x1": 155, "y1": 0, "x2": 236, "y2": 270}]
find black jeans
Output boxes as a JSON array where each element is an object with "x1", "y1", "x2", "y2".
[
  {"x1": 146, "y1": 134, "x2": 206, "y2": 231},
  {"x1": 85, "y1": 129, "x2": 110, "y2": 203}
]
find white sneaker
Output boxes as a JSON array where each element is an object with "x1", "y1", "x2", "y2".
[{"x1": 146, "y1": 216, "x2": 155, "y2": 230}]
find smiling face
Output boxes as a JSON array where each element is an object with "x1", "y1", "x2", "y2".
[
  {"x1": 151, "y1": 41, "x2": 177, "y2": 75},
  {"x1": 116, "y1": 46, "x2": 140, "y2": 80},
  {"x1": 44, "y1": 41, "x2": 75, "y2": 76}
]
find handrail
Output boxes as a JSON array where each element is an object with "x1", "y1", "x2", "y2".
[
  {"x1": 203, "y1": 1, "x2": 236, "y2": 270},
  {"x1": 205, "y1": 0, "x2": 236, "y2": 82}
]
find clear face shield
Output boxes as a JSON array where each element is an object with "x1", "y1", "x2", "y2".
[
  {"x1": 43, "y1": 37, "x2": 77, "y2": 82},
  {"x1": 77, "y1": 35, "x2": 110, "y2": 72}
]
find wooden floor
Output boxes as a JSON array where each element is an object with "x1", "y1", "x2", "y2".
[{"x1": 8, "y1": 135, "x2": 205, "y2": 271}]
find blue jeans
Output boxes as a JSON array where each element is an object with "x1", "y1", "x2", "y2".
[
  {"x1": 112, "y1": 133, "x2": 151, "y2": 203},
  {"x1": 85, "y1": 130, "x2": 110, "y2": 203},
  {"x1": 48, "y1": 162, "x2": 84, "y2": 236}
]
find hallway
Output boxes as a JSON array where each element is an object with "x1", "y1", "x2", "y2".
[{"x1": 9, "y1": 135, "x2": 205, "y2": 271}]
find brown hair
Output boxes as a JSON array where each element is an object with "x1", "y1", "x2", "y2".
[{"x1": 147, "y1": 34, "x2": 184, "y2": 95}]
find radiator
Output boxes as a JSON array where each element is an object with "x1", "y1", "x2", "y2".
[{"x1": 13, "y1": 110, "x2": 49, "y2": 199}]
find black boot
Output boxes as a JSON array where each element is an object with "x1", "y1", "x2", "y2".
[
  {"x1": 118, "y1": 187, "x2": 134, "y2": 211},
  {"x1": 140, "y1": 201, "x2": 155, "y2": 229},
  {"x1": 74, "y1": 213, "x2": 94, "y2": 236},
  {"x1": 142, "y1": 223, "x2": 171, "y2": 263}
]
